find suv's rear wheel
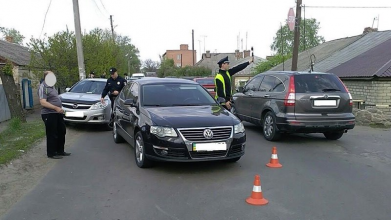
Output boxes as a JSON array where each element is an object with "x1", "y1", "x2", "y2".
[
  {"x1": 263, "y1": 111, "x2": 281, "y2": 141},
  {"x1": 323, "y1": 131, "x2": 344, "y2": 140}
]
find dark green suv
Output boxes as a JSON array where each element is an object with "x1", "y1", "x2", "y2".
[{"x1": 232, "y1": 71, "x2": 355, "y2": 141}]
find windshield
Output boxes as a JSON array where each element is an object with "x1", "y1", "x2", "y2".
[
  {"x1": 142, "y1": 84, "x2": 216, "y2": 107},
  {"x1": 69, "y1": 80, "x2": 106, "y2": 94},
  {"x1": 196, "y1": 78, "x2": 214, "y2": 85}
]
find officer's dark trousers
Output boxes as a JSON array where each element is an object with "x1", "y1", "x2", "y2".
[{"x1": 41, "y1": 113, "x2": 66, "y2": 157}]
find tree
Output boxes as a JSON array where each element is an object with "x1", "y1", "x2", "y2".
[
  {"x1": 0, "y1": 27, "x2": 25, "y2": 46},
  {"x1": 270, "y1": 18, "x2": 325, "y2": 55},
  {"x1": 157, "y1": 58, "x2": 176, "y2": 78},
  {"x1": 142, "y1": 59, "x2": 158, "y2": 72},
  {"x1": 28, "y1": 28, "x2": 141, "y2": 89},
  {"x1": 252, "y1": 54, "x2": 292, "y2": 74}
]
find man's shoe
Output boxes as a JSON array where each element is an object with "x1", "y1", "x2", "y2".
[
  {"x1": 48, "y1": 155, "x2": 63, "y2": 159},
  {"x1": 58, "y1": 152, "x2": 71, "y2": 156}
]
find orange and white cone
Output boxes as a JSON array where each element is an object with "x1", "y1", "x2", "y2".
[
  {"x1": 246, "y1": 175, "x2": 268, "y2": 206},
  {"x1": 266, "y1": 147, "x2": 282, "y2": 168}
]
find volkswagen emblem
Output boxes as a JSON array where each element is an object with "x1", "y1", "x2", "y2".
[
  {"x1": 324, "y1": 95, "x2": 328, "y2": 99},
  {"x1": 72, "y1": 104, "x2": 78, "y2": 109},
  {"x1": 203, "y1": 129, "x2": 213, "y2": 139}
]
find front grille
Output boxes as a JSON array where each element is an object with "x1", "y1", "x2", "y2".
[
  {"x1": 189, "y1": 150, "x2": 227, "y2": 159},
  {"x1": 62, "y1": 102, "x2": 92, "y2": 110},
  {"x1": 178, "y1": 127, "x2": 232, "y2": 141},
  {"x1": 64, "y1": 116, "x2": 87, "y2": 120}
]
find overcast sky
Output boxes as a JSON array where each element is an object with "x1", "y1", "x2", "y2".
[{"x1": 1, "y1": 0, "x2": 390, "y2": 63}]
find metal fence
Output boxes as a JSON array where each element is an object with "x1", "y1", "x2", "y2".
[{"x1": 0, "y1": 85, "x2": 11, "y2": 122}]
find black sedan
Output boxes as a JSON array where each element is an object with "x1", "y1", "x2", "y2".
[{"x1": 112, "y1": 78, "x2": 246, "y2": 168}]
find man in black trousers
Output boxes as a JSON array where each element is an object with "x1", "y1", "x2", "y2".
[{"x1": 38, "y1": 71, "x2": 71, "y2": 159}]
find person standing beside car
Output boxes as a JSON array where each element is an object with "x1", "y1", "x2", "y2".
[
  {"x1": 101, "y1": 67, "x2": 127, "y2": 126},
  {"x1": 38, "y1": 71, "x2": 71, "y2": 159},
  {"x1": 214, "y1": 56, "x2": 253, "y2": 110}
]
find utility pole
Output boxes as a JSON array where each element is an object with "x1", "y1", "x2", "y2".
[
  {"x1": 291, "y1": 0, "x2": 302, "y2": 71},
  {"x1": 72, "y1": 0, "x2": 86, "y2": 80},
  {"x1": 110, "y1": 15, "x2": 115, "y2": 42},
  {"x1": 192, "y1": 30, "x2": 195, "y2": 66}
]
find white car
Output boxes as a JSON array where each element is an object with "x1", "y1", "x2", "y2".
[{"x1": 60, "y1": 78, "x2": 111, "y2": 126}]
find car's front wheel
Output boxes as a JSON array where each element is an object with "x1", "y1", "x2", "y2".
[
  {"x1": 134, "y1": 131, "x2": 153, "y2": 168},
  {"x1": 113, "y1": 122, "x2": 124, "y2": 143},
  {"x1": 323, "y1": 131, "x2": 344, "y2": 140},
  {"x1": 262, "y1": 111, "x2": 281, "y2": 141}
]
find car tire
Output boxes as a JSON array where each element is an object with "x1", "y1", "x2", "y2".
[
  {"x1": 323, "y1": 131, "x2": 344, "y2": 140},
  {"x1": 134, "y1": 131, "x2": 153, "y2": 168},
  {"x1": 113, "y1": 122, "x2": 124, "y2": 143},
  {"x1": 225, "y1": 157, "x2": 241, "y2": 162},
  {"x1": 262, "y1": 111, "x2": 281, "y2": 141}
]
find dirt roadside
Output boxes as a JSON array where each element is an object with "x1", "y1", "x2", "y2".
[{"x1": 0, "y1": 107, "x2": 83, "y2": 218}]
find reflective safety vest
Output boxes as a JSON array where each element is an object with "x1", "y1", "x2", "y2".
[{"x1": 214, "y1": 71, "x2": 231, "y2": 100}]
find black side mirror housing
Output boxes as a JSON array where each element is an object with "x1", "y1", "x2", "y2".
[{"x1": 124, "y1": 99, "x2": 137, "y2": 107}]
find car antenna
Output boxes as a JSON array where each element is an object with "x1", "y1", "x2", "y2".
[{"x1": 309, "y1": 54, "x2": 316, "y2": 73}]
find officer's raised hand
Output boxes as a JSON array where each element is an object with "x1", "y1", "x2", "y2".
[{"x1": 101, "y1": 97, "x2": 105, "y2": 104}]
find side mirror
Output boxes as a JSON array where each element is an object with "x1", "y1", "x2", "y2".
[
  {"x1": 124, "y1": 99, "x2": 137, "y2": 107},
  {"x1": 217, "y1": 97, "x2": 226, "y2": 104},
  {"x1": 65, "y1": 88, "x2": 71, "y2": 92}
]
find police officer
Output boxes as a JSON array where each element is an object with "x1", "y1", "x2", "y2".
[
  {"x1": 101, "y1": 67, "x2": 127, "y2": 125},
  {"x1": 215, "y1": 56, "x2": 253, "y2": 110}
]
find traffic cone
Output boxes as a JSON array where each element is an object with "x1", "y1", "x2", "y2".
[
  {"x1": 266, "y1": 146, "x2": 282, "y2": 168},
  {"x1": 246, "y1": 175, "x2": 268, "y2": 206}
]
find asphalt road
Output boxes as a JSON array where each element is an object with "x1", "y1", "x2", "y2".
[{"x1": 2, "y1": 123, "x2": 391, "y2": 220}]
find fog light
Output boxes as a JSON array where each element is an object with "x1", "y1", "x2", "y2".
[
  {"x1": 98, "y1": 116, "x2": 104, "y2": 120},
  {"x1": 161, "y1": 150, "x2": 168, "y2": 156}
]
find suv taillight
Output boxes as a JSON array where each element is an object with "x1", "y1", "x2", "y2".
[
  {"x1": 337, "y1": 77, "x2": 353, "y2": 106},
  {"x1": 284, "y1": 76, "x2": 295, "y2": 106}
]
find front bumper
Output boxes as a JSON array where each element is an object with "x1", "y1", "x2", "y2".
[
  {"x1": 142, "y1": 130, "x2": 246, "y2": 162},
  {"x1": 62, "y1": 107, "x2": 111, "y2": 124}
]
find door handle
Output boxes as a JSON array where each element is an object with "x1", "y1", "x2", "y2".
[{"x1": 264, "y1": 94, "x2": 270, "y2": 98}]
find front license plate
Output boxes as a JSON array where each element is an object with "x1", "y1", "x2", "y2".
[
  {"x1": 65, "y1": 111, "x2": 84, "y2": 118},
  {"x1": 314, "y1": 100, "x2": 336, "y2": 107},
  {"x1": 192, "y1": 142, "x2": 227, "y2": 151}
]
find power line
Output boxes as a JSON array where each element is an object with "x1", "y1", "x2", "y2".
[
  {"x1": 98, "y1": 0, "x2": 110, "y2": 15},
  {"x1": 91, "y1": 0, "x2": 106, "y2": 17},
  {"x1": 40, "y1": 0, "x2": 53, "y2": 39},
  {"x1": 305, "y1": 6, "x2": 391, "y2": 9}
]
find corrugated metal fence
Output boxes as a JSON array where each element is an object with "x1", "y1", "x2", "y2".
[{"x1": 0, "y1": 85, "x2": 11, "y2": 122}]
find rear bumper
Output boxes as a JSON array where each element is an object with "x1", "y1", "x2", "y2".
[{"x1": 276, "y1": 117, "x2": 355, "y2": 133}]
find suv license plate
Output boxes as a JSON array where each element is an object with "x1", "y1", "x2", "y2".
[{"x1": 314, "y1": 100, "x2": 336, "y2": 106}]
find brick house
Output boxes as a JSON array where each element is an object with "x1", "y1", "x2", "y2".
[{"x1": 162, "y1": 44, "x2": 197, "y2": 67}]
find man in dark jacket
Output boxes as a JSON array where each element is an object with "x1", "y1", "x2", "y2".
[
  {"x1": 101, "y1": 67, "x2": 127, "y2": 126},
  {"x1": 214, "y1": 56, "x2": 253, "y2": 110}
]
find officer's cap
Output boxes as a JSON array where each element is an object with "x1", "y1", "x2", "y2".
[
  {"x1": 109, "y1": 67, "x2": 117, "y2": 74},
  {"x1": 217, "y1": 56, "x2": 230, "y2": 65}
]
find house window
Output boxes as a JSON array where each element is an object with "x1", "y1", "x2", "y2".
[{"x1": 177, "y1": 55, "x2": 181, "y2": 60}]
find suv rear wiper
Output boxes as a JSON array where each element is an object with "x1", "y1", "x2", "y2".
[{"x1": 322, "y1": 88, "x2": 341, "y2": 92}]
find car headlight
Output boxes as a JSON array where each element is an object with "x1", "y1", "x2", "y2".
[
  {"x1": 150, "y1": 126, "x2": 177, "y2": 137},
  {"x1": 234, "y1": 122, "x2": 245, "y2": 134},
  {"x1": 90, "y1": 101, "x2": 108, "y2": 110}
]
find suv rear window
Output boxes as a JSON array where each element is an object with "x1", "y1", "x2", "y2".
[{"x1": 294, "y1": 74, "x2": 346, "y2": 93}]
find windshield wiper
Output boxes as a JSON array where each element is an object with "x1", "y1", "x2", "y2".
[{"x1": 322, "y1": 88, "x2": 341, "y2": 92}]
